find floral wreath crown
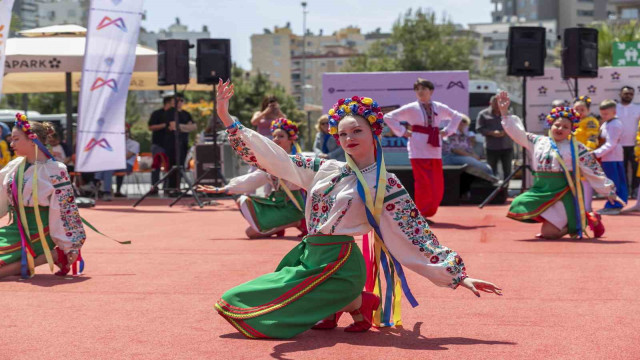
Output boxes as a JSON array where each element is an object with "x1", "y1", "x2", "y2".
[
  {"x1": 546, "y1": 107, "x2": 581, "y2": 129},
  {"x1": 15, "y1": 113, "x2": 38, "y2": 140},
  {"x1": 327, "y1": 96, "x2": 384, "y2": 144},
  {"x1": 574, "y1": 95, "x2": 591, "y2": 106},
  {"x1": 270, "y1": 118, "x2": 299, "y2": 140}
]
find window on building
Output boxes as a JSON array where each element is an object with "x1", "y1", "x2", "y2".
[
  {"x1": 273, "y1": 49, "x2": 282, "y2": 56},
  {"x1": 274, "y1": 37, "x2": 281, "y2": 46},
  {"x1": 292, "y1": 73, "x2": 301, "y2": 81},
  {"x1": 337, "y1": 60, "x2": 343, "y2": 65},
  {"x1": 621, "y1": 8, "x2": 639, "y2": 19},
  {"x1": 529, "y1": 0, "x2": 536, "y2": 5},
  {"x1": 530, "y1": 11, "x2": 537, "y2": 20},
  {"x1": 577, "y1": 9, "x2": 594, "y2": 17},
  {"x1": 68, "y1": 9, "x2": 76, "y2": 17},
  {"x1": 274, "y1": 72, "x2": 281, "y2": 78},
  {"x1": 577, "y1": 0, "x2": 593, "y2": 2},
  {"x1": 320, "y1": 62, "x2": 326, "y2": 67},
  {"x1": 273, "y1": 60, "x2": 280, "y2": 66}
]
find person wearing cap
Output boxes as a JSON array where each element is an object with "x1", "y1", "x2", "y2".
[
  {"x1": 383, "y1": 78, "x2": 464, "y2": 223},
  {"x1": 147, "y1": 94, "x2": 174, "y2": 193}
]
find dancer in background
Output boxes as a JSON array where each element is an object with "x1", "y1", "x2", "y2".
[
  {"x1": 214, "y1": 80, "x2": 501, "y2": 339},
  {"x1": 0, "y1": 114, "x2": 86, "y2": 279},
  {"x1": 498, "y1": 92, "x2": 621, "y2": 239},
  {"x1": 384, "y1": 78, "x2": 464, "y2": 223},
  {"x1": 572, "y1": 95, "x2": 600, "y2": 213},
  {"x1": 593, "y1": 100, "x2": 627, "y2": 215},
  {"x1": 198, "y1": 118, "x2": 306, "y2": 239}
]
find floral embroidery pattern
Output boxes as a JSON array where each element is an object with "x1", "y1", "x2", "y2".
[
  {"x1": 290, "y1": 154, "x2": 324, "y2": 171},
  {"x1": 385, "y1": 192, "x2": 466, "y2": 288},
  {"x1": 308, "y1": 192, "x2": 336, "y2": 234},
  {"x1": 54, "y1": 184, "x2": 86, "y2": 249},
  {"x1": 228, "y1": 130, "x2": 266, "y2": 172},
  {"x1": 330, "y1": 198, "x2": 352, "y2": 234}
]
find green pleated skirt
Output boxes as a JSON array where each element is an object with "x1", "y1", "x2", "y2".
[
  {"x1": 215, "y1": 234, "x2": 366, "y2": 339},
  {"x1": 0, "y1": 207, "x2": 55, "y2": 267},
  {"x1": 507, "y1": 172, "x2": 577, "y2": 234}
]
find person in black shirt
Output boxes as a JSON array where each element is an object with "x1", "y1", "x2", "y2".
[
  {"x1": 148, "y1": 95, "x2": 174, "y2": 192},
  {"x1": 164, "y1": 94, "x2": 197, "y2": 195}
]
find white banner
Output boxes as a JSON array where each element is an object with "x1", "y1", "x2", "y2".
[
  {"x1": 0, "y1": 0, "x2": 15, "y2": 95},
  {"x1": 525, "y1": 67, "x2": 640, "y2": 134},
  {"x1": 76, "y1": 0, "x2": 144, "y2": 172}
]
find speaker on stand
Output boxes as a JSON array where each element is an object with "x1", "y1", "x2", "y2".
[{"x1": 561, "y1": 27, "x2": 599, "y2": 99}]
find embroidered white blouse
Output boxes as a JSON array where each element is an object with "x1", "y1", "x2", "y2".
[
  {"x1": 228, "y1": 125, "x2": 467, "y2": 289},
  {"x1": 0, "y1": 158, "x2": 86, "y2": 254},
  {"x1": 502, "y1": 115, "x2": 615, "y2": 228},
  {"x1": 224, "y1": 169, "x2": 301, "y2": 195}
]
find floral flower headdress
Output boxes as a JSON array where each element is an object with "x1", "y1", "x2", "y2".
[
  {"x1": 574, "y1": 95, "x2": 591, "y2": 106},
  {"x1": 546, "y1": 107, "x2": 581, "y2": 130},
  {"x1": 14, "y1": 112, "x2": 54, "y2": 159},
  {"x1": 327, "y1": 96, "x2": 384, "y2": 145},
  {"x1": 15, "y1": 113, "x2": 38, "y2": 140},
  {"x1": 270, "y1": 118, "x2": 299, "y2": 141}
]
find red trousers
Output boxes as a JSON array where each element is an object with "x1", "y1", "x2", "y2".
[{"x1": 410, "y1": 158, "x2": 444, "y2": 218}]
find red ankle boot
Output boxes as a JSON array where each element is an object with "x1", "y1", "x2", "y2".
[
  {"x1": 344, "y1": 292, "x2": 380, "y2": 333},
  {"x1": 275, "y1": 230, "x2": 285, "y2": 237},
  {"x1": 54, "y1": 248, "x2": 70, "y2": 276},
  {"x1": 587, "y1": 212, "x2": 605, "y2": 238},
  {"x1": 311, "y1": 312, "x2": 343, "y2": 330}
]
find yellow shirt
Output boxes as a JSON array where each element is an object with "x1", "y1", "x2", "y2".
[
  {"x1": 573, "y1": 115, "x2": 600, "y2": 150},
  {"x1": 0, "y1": 140, "x2": 11, "y2": 168}
]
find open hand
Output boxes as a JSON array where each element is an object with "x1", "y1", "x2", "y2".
[
  {"x1": 496, "y1": 91, "x2": 510, "y2": 116},
  {"x1": 461, "y1": 277, "x2": 502, "y2": 297},
  {"x1": 216, "y1": 79, "x2": 235, "y2": 127},
  {"x1": 196, "y1": 185, "x2": 225, "y2": 194}
]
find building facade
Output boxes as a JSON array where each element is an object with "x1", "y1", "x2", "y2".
[
  {"x1": 138, "y1": 18, "x2": 210, "y2": 60},
  {"x1": 36, "y1": 0, "x2": 88, "y2": 27}
]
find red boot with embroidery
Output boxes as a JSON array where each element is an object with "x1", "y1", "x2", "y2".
[
  {"x1": 311, "y1": 312, "x2": 343, "y2": 330},
  {"x1": 54, "y1": 248, "x2": 70, "y2": 276},
  {"x1": 344, "y1": 292, "x2": 380, "y2": 333},
  {"x1": 587, "y1": 212, "x2": 605, "y2": 238}
]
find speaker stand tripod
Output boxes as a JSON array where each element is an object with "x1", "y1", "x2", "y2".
[
  {"x1": 479, "y1": 76, "x2": 533, "y2": 208},
  {"x1": 170, "y1": 83, "x2": 226, "y2": 207},
  {"x1": 134, "y1": 85, "x2": 204, "y2": 208}
]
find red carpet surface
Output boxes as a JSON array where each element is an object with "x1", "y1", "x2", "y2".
[{"x1": 2, "y1": 197, "x2": 639, "y2": 360}]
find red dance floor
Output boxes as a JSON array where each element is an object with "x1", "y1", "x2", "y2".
[{"x1": 2, "y1": 198, "x2": 639, "y2": 359}]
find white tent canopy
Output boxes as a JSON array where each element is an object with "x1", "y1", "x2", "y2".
[
  {"x1": 2, "y1": 26, "x2": 209, "y2": 94},
  {"x1": 18, "y1": 24, "x2": 87, "y2": 37}
]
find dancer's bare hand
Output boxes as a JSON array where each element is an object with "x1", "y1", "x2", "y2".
[
  {"x1": 461, "y1": 277, "x2": 502, "y2": 297},
  {"x1": 607, "y1": 194, "x2": 625, "y2": 207},
  {"x1": 196, "y1": 185, "x2": 225, "y2": 194},
  {"x1": 496, "y1": 91, "x2": 510, "y2": 116},
  {"x1": 216, "y1": 79, "x2": 235, "y2": 127}
]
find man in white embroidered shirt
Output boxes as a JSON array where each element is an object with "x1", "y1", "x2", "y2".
[{"x1": 384, "y1": 78, "x2": 463, "y2": 223}]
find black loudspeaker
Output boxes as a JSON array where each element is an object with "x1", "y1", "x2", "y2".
[
  {"x1": 195, "y1": 144, "x2": 224, "y2": 186},
  {"x1": 561, "y1": 27, "x2": 598, "y2": 78},
  {"x1": 197, "y1": 39, "x2": 231, "y2": 84},
  {"x1": 157, "y1": 39, "x2": 190, "y2": 85},
  {"x1": 507, "y1": 27, "x2": 546, "y2": 77}
]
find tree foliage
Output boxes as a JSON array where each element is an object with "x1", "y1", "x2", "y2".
[
  {"x1": 590, "y1": 20, "x2": 640, "y2": 66},
  {"x1": 343, "y1": 8, "x2": 478, "y2": 73}
]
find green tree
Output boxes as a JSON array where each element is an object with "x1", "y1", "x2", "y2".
[
  {"x1": 590, "y1": 20, "x2": 640, "y2": 66},
  {"x1": 343, "y1": 8, "x2": 478, "y2": 73}
]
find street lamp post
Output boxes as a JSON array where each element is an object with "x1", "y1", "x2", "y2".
[{"x1": 301, "y1": 2, "x2": 308, "y2": 147}]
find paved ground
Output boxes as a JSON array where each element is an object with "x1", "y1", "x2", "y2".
[{"x1": 2, "y1": 197, "x2": 639, "y2": 360}]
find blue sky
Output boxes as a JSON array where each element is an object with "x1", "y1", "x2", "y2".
[{"x1": 142, "y1": 0, "x2": 492, "y2": 70}]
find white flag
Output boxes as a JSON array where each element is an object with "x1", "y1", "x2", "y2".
[
  {"x1": 76, "y1": 0, "x2": 144, "y2": 172},
  {"x1": 0, "y1": 0, "x2": 15, "y2": 96}
]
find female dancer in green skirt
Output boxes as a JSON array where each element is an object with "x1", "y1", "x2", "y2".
[
  {"x1": 0, "y1": 114, "x2": 86, "y2": 279},
  {"x1": 198, "y1": 118, "x2": 306, "y2": 238},
  {"x1": 497, "y1": 91, "x2": 621, "y2": 239},
  {"x1": 213, "y1": 79, "x2": 502, "y2": 339}
]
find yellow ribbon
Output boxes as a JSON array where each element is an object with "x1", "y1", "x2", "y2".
[
  {"x1": 16, "y1": 159, "x2": 35, "y2": 276},
  {"x1": 345, "y1": 150, "x2": 404, "y2": 326},
  {"x1": 278, "y1": 180, "x2": 303, "y2": 212},
  {"x1": 32, "y1": 148, "x2": 55, "y2": 272}
]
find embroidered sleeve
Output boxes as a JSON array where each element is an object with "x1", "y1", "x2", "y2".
[
  {"x1": 502, "y1": 115, "x2": 535, "y2": 151},
  {"x1": 379, "y1": 173, "x2": 467, "y2": 289},
  {"x1": 48, "y1": 168, "x2": 86, "y2": 253},
  {"x1": 227, "y1": 124, "x2": 324, "y2": 190},
  {"x1": 578, "y1": 143, "x2": 616, "y2": 196},
  {"x1": 224, "y1": 170, "x2": 271, "y2": 195}
]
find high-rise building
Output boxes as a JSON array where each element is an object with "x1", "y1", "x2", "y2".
[
  {"x1": 491, "y1": 0, "x2": 614, "y2": 33},
  {"x1": 138, "y1": 18, "x2": 210, "y2": 60},
  {"x1": 13, "y1": 0, "x2": 39, "y2": 30},
  {"x1": 36, "y1": 0, "x2": 89, "y2": 27},
  {"x1": 251, "y1": 24, "x2": 391, "y2": 107},
  {"x1": 609, "y1": 0, "x2": 640, "y2": 20}
]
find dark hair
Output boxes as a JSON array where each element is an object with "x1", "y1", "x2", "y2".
[
  {"x1": 621, "y1": 85, "x2": 635, "y2": 93},
  {"x1": 14, "y1": 121, "x2": 55, "y2": 145},
  {"x1": 599, "y1": 99, "x2": 617, "y2": 110},
  {"x1": 162, "y1": 96, "x2": 173, "y2": 105},
  {"x1": 413, "y1": 78, "x2": 434, "y2": 91},
  {"x1": 261, "y1": 95, "x2": 279, "y2": 111}
]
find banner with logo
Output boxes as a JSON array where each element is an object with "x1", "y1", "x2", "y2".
[
  {"x1": 525, "y1": 67, "x2": 640, "y2": 134},
  {"x1": 75, "y1": 0, "x2": 144, "y2": 171},
  {"x1": 0, "y1": 0, "x2": 15, "y2": 96},
  {"x1": 323, "y1": 71, "x2": 469, "y2": 166}
]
